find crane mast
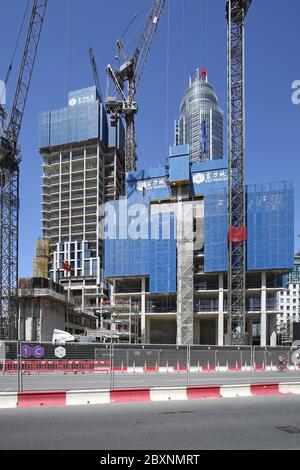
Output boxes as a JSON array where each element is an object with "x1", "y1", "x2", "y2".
[
  {"x1": 106, "y1": 0, "x2": 165, "y2": 172},
  {"x1": 0, "y1": 0, "x2": 47, "y2": 339},
  {"x1": 227, "y1": 0, "x2": 252, "y2": 345}
]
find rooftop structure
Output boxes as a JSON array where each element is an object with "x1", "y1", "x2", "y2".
[
  {"x1": 175, "y1": 68, "x2": 224, "y2": 163},
  {"x1": 18, "y1": 277, "x2": 97, "y2": 341}
]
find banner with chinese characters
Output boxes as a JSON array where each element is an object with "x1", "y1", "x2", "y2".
[{"x1": 192, "y1": 169, "x2": 228, "y2": 185}]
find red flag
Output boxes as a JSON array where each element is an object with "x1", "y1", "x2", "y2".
[{"x1": 63, "y1": 261, "x2": 71, "y2": 272}]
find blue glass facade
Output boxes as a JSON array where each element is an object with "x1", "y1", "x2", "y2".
[
  {"x1": 104, "y1": 200, "x2": 177, "y2": 293},
  {"x1": 204, "y1": 183, "x2": 294, "y2": 272},
  {"x1": 39, "y1": 85, "x2": 125, "y2": 151},
  {"x1": 204, "y1": 190, "x2": 228, "y2": 272},
  {"x1": 105, "y1": 144, "x2": 294, "y2": 293},
  {"x1": 247, "y1": 182, "x2": 294, "y2": 271}
]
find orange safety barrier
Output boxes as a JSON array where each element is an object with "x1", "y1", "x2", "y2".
[
  {"x1": 93, "y1": 360, "x2": 110, "y2": 373},
  {"x1": 4, "y1": 360, "x2": 19, "y2": 373},
  {"x1": 3, "y1": 359, "x2": 111, "y2": 374}
]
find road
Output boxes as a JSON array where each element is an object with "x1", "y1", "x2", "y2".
[
  {"x1": 0, "y1": 395, "x2": 300, "y2": 449},
  {"x1": 1, "y1": 370, "x2": 300, "y2": 392}
]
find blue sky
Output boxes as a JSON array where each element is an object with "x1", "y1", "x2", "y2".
[{"x1": 1, "y1": 0, "x2": 299, "y2": 276}]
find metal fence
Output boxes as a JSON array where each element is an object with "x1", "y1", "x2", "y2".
[{"x1": 0, "y1": 341, "x2": 299, "y2": 392}]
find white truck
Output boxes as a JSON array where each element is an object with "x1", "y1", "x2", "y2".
[
  {"x1": 52, "y1": 329, "x2": 97, "y2": 344},
  {"x1": 52, "y1": 329, "x2": 76, "y2": 344}
]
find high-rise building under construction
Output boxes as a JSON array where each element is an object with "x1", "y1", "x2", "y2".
[
  {"x1": 175, "y1": 68, "x2": 224, "y2": 163},
  {"x1": 38, "y1": 86, "x2": 125, "y2": 316},
  {"x1": 104, "y1": 69, "x2": 294, "y2": 346}
]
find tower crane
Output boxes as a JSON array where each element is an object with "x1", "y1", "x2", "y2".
[
  {"x1": 227, "y1": 0, "x2": 252, "y2": 345},
  {"x1": 88, "y1": 48, "x2": 104, "y2": 104},
  {"x1": 106, "y1": 0, "x2": 166, "y2": 172},
  {"x1": 0, "y1": 0, "x2": 48, "y2": 339}
]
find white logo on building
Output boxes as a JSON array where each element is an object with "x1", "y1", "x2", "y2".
[
  {"x1": 136, "y1": 178, "x2": 167, "y2": 192},
  {"x1": 192, "y1": 173, "x2": 206, "y2": 185},
  {"x1": 68, "y1": 98, "x2": 77, "y2": 107},
  {"x1": 55, "y1": 346, "x2": 66, "y2": 359},
  {"x1": 77, "y1": 94, "x2": 95, "y2": 104},
  {"x1": 136, "y1": 181, "x2": 147, "y2": 192},
  {"x1": 193, "y1": 170, "x2": 228, "y2": 185}
]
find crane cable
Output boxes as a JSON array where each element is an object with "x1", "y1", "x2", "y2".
[
  {"x1": 182, "y1": 0, "x2": 186, "y2": 84},
  {"x1": 108, "y1": 4, "x2": 157, "y2": 99},
  {"x1": 65, "y1": 0, "x2": 73, "y2": 95},
  {"x1": 165, "y1": 0, "x2": 170, "y2": 160},
  {"x1": 201, "y1": 0, "x2": 208, "y2": 68},
  {"x1": 111, "y1": 6, "x2": 146, "y2": 68},
  {"x1": 123, "y1": 4, "x2": 152, "y2": 55},
  {"x1": 5, "y1": 0, "x2": 31, "y2": 85}
]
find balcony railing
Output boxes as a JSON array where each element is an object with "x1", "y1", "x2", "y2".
[
  {"x1": 193, "y1": 266, "x2": 205, "y2": 274},
  {"x1": 194, "y1": 307, "x2": 219, "y2": 313},
  {"x1": 194, "y1": 282, "x2": 219, "y2": 291}
]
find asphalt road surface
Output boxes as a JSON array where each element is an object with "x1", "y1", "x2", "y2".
[
  {"x1": 1, "y1": 370, "x2": 300, "y2": 392},
  {"x1": 1, "y1": 395, "x2": 300, "y2": 449}
]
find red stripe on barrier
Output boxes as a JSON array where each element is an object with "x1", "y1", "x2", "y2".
[
  {"x1": 177, "y1": 367, "x2": 187, "y2": 372},
  {"x1": 187, "y1": 386, "x2": 221, "y2": 399},
  {"x1": 202, "y1": 367, "x2": 216, "y2": 373},
  {"x1": 250, "y1": 383, "x2": 281, "y2": 396},
  {"x1": 110, "y1": 388, "x2": 150, "y2": 403},
  {"x1": 17, "y1": 391, "x2": 66, "y2": 408},
  {"x1": 144, "y1": 367, "x2": 157, "y2": 373},
  {"x1": 113, "y1": 367, "x2": 128, "y2": 373}
]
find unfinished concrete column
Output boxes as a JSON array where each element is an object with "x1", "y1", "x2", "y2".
[
  {"x1": 218, "y1": 274, "x2": 224, "y2": 346},
  {"x1": 193, "y1": 318, "x2": 200, "y2": 344},
  {"x1": 112, "y1": 279, "x2": 116, "y2": 303},
  {"x1": 18, "y1": 301, "x2": 23, "y2": 341},
  {"x1": 260, "y1": 272, "x2": 267, "y2": 346},
  {"x1": 39, "y1": 298, "x2": 42, "y2": 342},
  {"x1": 145, "y1": 316, "x2": 151, "y2": 343},
  {"x1": 141, "y1": 278, "x2": 146, "y2": 343},
  {"x1": 269, "y1": 314, "x2": 277, "y2": 346}
]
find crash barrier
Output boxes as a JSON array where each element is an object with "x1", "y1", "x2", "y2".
[
  {"x1": 3, "y1": 381, "x2": 300, "y2": 410},
  {"x1": 1, "y1": 343, "x2": 300, "y2": 372},
  {"x1": 3, "y1": 359, "x2": 300, "y2": 375},
  {"x1": 1, "y1": 342, "x2": 300, "y2": 393}
]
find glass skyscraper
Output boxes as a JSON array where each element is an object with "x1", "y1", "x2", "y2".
[{"x1": 175, "y1": 68, "x2": 224, "y2": 163}]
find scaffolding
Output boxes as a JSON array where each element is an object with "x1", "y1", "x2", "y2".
[
  {"x1": 278, "y1": 318, "x2": 293, "y2": 346},
  {"x1": 32, "y1": 238, "x2": 49, "y2": 278},
  {"x1": 176, "y1": 200, "x2": 194, "y2": 345},
  {"x1": 86, "y1": 299, "x2": 140, "y2": 343}
]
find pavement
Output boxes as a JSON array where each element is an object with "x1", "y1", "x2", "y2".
[
  {"x1": 1, "y1": 370, "x2": 300, "y2": 392},
  {"x1": 1, "y1": 395, "x2": 300, "y2": 450}
]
